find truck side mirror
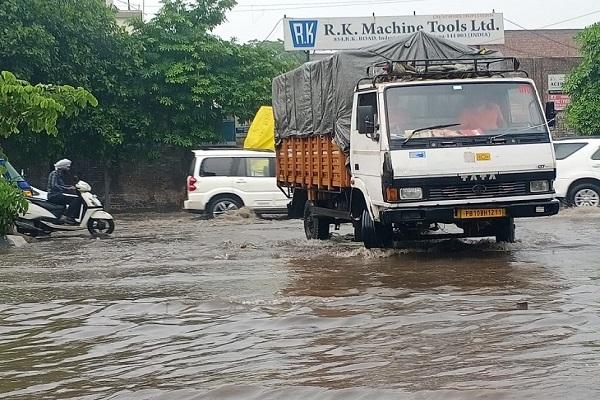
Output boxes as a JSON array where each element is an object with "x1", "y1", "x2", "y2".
[
  {"x1": 357, "y1": 105, "x2": 376, "y2": 134},
  {"x1": 545, "y1": 101, "x2": 556, "y2": 128}
]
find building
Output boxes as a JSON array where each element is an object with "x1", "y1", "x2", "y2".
[
  {"x1": 487, "y1": 29, "x2": 582, "y2": 135},
  {"x1": 105, "y1": 0, "x2": 143, "y2": 32}
]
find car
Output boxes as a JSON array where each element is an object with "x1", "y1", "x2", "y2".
[
  {"x1": 0, "y1": 158, "x2": 34, "y2": 197},
  {"x1": 553, "y1": 137, "x2": 600, "y2": 207},
  {"x1": 183, "y1": 148, "x2": 289, "y2": 218}
]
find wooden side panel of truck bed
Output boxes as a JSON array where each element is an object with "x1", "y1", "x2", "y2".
[{"x1": 276, "y1": 136, "x2": 351, "y2": 190}]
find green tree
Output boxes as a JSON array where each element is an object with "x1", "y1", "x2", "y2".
[
  {"x1": 0, "y1": 71, "x2": 97, "y2": 137},
  {"x1": 248, "y1": 40, "x2": 306, "y2": 66},
  {"x1": 0, "y1": 172, "x2": 27, "y2": 236},
  {"x1": 132, "y1": 0, "x2": 298, "y2": 148},
  {"x1": 0, "y1": 0, "x2": 143, "y2": 164},
  {"x1": 565, "y1": 23, "x2": 600, "y2": 135}
]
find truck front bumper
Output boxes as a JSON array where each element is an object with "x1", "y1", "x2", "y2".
[{"x1": 380, "y1": 199, "x2": 560, "y2": 225}]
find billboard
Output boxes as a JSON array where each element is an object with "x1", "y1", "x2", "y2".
[{"x1": 284, "y1": 13, "x2": 504, "y2": 51}]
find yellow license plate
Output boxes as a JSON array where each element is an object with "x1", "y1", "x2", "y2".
[
  {"x1": 456, "y1": 208, "x2": 506, "y2": 219},
  {"x1": 476, "y1": 152, "x2": 491, "y2": 161}
]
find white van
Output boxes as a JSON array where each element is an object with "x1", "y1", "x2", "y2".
[{"x1": 184, "y1": 149, "x2": 289, "y2": 218}]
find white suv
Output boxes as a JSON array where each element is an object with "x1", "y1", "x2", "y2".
[
  {"x1": 553, "y1": 137, "x2": 600, "y2": 207},
  {"x1": 184, "y1": 149, "x2": 289, "y2": 218}
]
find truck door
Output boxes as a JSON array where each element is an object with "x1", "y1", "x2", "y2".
[{"x1": 350, "y1": 91, "x2": 383, "y2": 203}]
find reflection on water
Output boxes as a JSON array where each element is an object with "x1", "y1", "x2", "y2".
[{"x1": 1, "y1": 211, "x2": 600, "y2": 399}]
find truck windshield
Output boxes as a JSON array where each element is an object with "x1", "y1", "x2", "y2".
[{"x1": 385, "y1": 82, "x2": 548, "y2": 143}]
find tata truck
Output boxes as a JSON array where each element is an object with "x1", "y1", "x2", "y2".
[{"x1": 273, "y1": 32, "x2": 559, "y2": 248}]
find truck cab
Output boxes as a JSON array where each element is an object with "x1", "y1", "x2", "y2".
[{"x1": 350, "y1": 62, "x2": 559, "y2": 247}]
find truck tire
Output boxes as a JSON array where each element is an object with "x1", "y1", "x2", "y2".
[
  {"x1": 361, "y1": 209, "x2": 394, "y2": 249},
  {"x1": 495, "y1": 217, "x2": 515, "y2": 243},
  {"x1": 303, "y1": 201, "x2": 330, "y2": 240}
]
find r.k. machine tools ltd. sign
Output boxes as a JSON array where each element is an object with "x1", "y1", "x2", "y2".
[{"x1": 284, "y1": 13, "x2": 504, "y2": 51}]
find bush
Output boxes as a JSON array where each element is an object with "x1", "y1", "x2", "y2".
[{"x1": 0, "y1": 168, "x2": 28, "y2": 235}]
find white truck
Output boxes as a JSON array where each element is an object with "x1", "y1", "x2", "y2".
[{"x1": 273, "y1": 32, "x2": 559, "y2": 248}]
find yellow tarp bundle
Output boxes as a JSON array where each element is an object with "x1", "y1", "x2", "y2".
[{"x1": 243, "y1": 106, "x2": 275, "y2": 151}]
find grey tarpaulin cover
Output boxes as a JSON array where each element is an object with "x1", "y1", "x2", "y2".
[{"x1": 272, "y1": 31, "x2": 501, "y2": 152}]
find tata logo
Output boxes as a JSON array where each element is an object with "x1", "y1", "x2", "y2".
[
  {"x1": 472, "y1": 184, "x2": 487, "y2": 195},
  {"x1": 459, "y1": 173, "x2": 498, "y2": 182},
  {"x1": 289, "y1": 20, "x2": 318, "y2": 48}
]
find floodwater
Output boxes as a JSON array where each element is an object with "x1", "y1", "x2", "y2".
[{"x1": 1, "y1": 209, "x2": 600, "y2": 399}]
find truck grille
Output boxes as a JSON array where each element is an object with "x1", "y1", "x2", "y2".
[{"x1": 427, "y1": 181, "x2": 529, "y2": 201}]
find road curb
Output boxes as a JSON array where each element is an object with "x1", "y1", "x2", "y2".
[{"x1": 0, "y1": 235, "x2": 28, "y2": 249}]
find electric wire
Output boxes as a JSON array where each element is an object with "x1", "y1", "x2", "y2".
[
  {"x1": 539, "y1": 9, "x2": 600, "y2": 28},
  {"x1": 503, "y1": 17, "x2": 580, "y2": 50},
  {"x1": 261, "y1": 18, "x2": 283, "y2": 42}
]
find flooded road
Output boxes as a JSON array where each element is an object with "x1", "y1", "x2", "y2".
[{"x1": 1, "y1": 210, "x2": 600, "y2": 399}]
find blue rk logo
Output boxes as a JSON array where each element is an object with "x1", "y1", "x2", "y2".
[{"x1": 289, "y1": 20, "x2": 318, "y2": 48}]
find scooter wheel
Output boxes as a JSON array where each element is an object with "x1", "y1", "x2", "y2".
[{"x1": 87, "y1": 218, "x2": 115, "y2": 235}]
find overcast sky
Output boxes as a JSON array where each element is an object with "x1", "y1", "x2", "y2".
[{"x1": 120, "y1": 0, "x2": 599, "y2": 43}]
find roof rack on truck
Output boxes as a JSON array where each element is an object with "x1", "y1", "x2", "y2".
[{"x1": 356, "y1": 57, "x2": 527, "y2": 90}]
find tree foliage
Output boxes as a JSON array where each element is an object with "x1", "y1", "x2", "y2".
[
  {"x1": 0, "y1": 167, "x2": 28, "y2": 236},
  {"x1": 0, "y1": 0, "x2": 142, "y2": 163},
  {"x1": 131, "y1": 0, "x2": 298, "y2": 148},
  {"x1": 565, "y1": 23, "x2": 600, "y2": 135},
  {"x1": 0, "y1": 0, "x2": 300, "y2": 164},
  {"x1": 0, "y1": 71, "x2": 97, "y2": 137}
]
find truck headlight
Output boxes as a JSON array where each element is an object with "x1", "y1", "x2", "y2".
[
  {"x1": 399, "y1": 187, "x2": 423, "y2": 200},
  {"x1": 530, "y1": 180, "x2": 549, "y2": 193}
]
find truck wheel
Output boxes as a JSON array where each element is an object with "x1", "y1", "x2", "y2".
[
  {"x1": 303, "y1": 202, "x2": 330, "y2": 240},
  {"x1": 495, "y1": 217, "x2": 515, "y2": 243},
  {"x1": 361, "y1": 210, "x2": 382, "y2": 249}
]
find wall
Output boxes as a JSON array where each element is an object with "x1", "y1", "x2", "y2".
[
  {"x1": 488, "y1": 29, "x2": 581, "y2": 58},
  {"x1": 23, "y1": 149, "x2": 193, "y2": 212}
]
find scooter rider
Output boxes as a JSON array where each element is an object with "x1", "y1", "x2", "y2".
[{"x1": 47, "y1": 159, "x2": 82, "y2": 224}]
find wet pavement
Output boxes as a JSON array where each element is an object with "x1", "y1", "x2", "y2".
[{"x1": 1, "y1": 209, "x2": 599, "y2": 399}]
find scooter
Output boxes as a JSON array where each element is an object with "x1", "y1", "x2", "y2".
[{"x1": 16, "y1": 181, "x2": 115, "y2": 236}]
